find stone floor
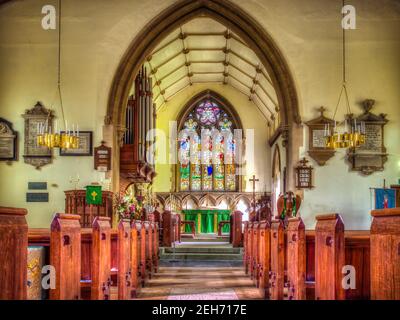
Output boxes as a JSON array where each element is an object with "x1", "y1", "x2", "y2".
[{"x1": 137, "y1": 261, "x2": 263, "y2": 300}]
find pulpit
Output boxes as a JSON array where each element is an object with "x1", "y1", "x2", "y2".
[{"x1": 64, "y1": 190, "x2": 113, "y2": 227}]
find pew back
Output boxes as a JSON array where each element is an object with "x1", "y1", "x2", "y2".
[
  {"x1": 50, "y1": 213, "x2": 81, "y2": 300},
  {"x1": 0, "y1": 207, "x2": 28, "y2": 300},
  {"x1": 286, "y1": 217, "x2": 306, "y2": 300},
  {"x1": 118, "y1": 219, "x2": 131, "y2": 300},
  {"x1": 315, "y1": 214, "x2": 345, "y2": 300},
  {"x1": 370, "y1": 208, "x2": 400, "y2": 300},
  {"x1": 91, "y1": 216, "x2": 112, "y2": 300}
]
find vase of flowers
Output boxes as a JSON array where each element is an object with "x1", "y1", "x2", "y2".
[{"x1": 114, "y1": 192, "x2": 141, "y2": 221}]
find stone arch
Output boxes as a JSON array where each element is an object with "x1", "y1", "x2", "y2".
[{"x1": 107, "y1": 0, "x2": 301, "y2": 191}]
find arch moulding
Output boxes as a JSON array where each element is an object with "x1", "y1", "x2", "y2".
[{"x1": 106, "y1": 0, "x2": 302, "y2": 191}]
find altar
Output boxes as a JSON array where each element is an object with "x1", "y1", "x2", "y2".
[{"x1": 181, "y1": 209, "x2": 230, "y2": 234}]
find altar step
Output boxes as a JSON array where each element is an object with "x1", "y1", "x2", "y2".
[
  {"x1": 181, "y1": 233, "x2": 229, "y2": 243},
  {"x1": 159, "y1": 245, "x2": 243, "y2": 261}
]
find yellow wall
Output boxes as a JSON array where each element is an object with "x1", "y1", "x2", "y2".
[{"x1": 0, "y1": 0, "x2": 399, "y2": 229}]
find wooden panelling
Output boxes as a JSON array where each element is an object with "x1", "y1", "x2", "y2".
[
  {"x1": 117, "y1": 219, "x2": 131, "y2": 300},
  {"x1": 315, "y1": 214, "x2": 345, "y2": 300},
  {"x1": 370, "y1": 208, "x2": 400, "y2": 300},
  {"x1": 258, "y1": 221, "x2": 271, "y2": 299},
  {"x1": 270, "y1": 219, "x2": 284, "y2": 300},
  {"x1": 287, "y1": 217, "x2": 306, "y2": 300},
  {"x1": 0, "y1": 207, "x2": 28, "y2": 300},
  {"x1": 50, "y1": 213, "x2": 81, "y2": 300}
]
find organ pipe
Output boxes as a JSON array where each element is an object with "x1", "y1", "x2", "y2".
[{"x1": 123, "y1": 65, "x2": 156, "y2": 164}]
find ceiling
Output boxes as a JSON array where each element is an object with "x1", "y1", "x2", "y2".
[{"x1": 143, "y1": 18, "x2": 280, "y2": 124}]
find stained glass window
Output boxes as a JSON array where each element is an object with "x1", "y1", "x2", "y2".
[{"x1": 178, "y1": 99, "x2": 238, "y2": 192}]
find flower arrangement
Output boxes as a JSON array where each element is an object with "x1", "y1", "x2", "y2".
[{"x1": 114, "y1": 192, "x2": 142, "y2": 221}]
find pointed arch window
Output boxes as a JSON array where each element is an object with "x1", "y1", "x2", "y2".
[{"x1": 178, "y1": 96, "x2": 240, "y2": 192}]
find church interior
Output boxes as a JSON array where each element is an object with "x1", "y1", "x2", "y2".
[{"x1": 0, "y1": 0, "x2": 399, "y2": 302}]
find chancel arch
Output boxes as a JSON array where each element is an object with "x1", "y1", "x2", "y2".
[{"x1": 107, "y1": 0, "x2": 301, "y2": 192}]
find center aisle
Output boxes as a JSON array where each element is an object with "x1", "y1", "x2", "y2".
[{"x1": 137, "y1": 261, "x2": 263, "y2": 300}]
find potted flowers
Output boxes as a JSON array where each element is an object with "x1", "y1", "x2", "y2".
[{"x1": 114, "y1": 192, "x2": 141, "y2": 221}]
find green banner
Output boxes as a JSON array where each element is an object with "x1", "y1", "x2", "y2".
[{"x1": 86, "y1": 185, "x2": 102, "y2": 205}]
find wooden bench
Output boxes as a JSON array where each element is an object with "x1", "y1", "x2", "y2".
[
  {"x1": 370, "y1": 208, "x2": 400, "y2": 300},
  {"x1": 0, "y1": 207, "x2": 28, "y2": 300},
  {"x1": 50, "y1": 213, "x2": 81, "y2": 300}
]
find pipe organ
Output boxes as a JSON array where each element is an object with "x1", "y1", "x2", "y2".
[{"x1": 120, "y1": 66, "x2": 156, "y2": 182}]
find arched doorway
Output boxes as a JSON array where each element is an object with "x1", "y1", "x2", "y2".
[{"x1": 106, "y1": 0, "x2": 301, "y2": 192}]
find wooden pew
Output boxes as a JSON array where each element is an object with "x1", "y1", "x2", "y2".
[
  {"x1": 252, "y1": 222, "x2": 261, "y2": 287},
  {"x1": 0, "y1": 207, "x2": 28, "y2": 300},
  {"x1": 270, "y1": 219, "x2": 285, "y2": 300},
  {"x1": 243, "y1": 222, "x2": 249, "y2": 274},
  {"x1": 145, "y1": 221, "x2": 153, "y2": 279},
  {"x1": 315, "y1": 214, "x2": 345, "y2": 300},
  {"x1": 247, "y1": 222, "x2": 254, "y2": 279},
  {"x1": 117, "y1": 219, "x2": 131, "y2": 300},
  {"x1": 140, "y1": 221, "x2": 148, "y2": 286},
  {"x1": 50, "y1": 213, "x2": 81, "y2": 300},
  {"x1": 258, "y1": 220, "x2": 271, "y2": 299},
  {"x1": 130, "y1": 220, "x2": 142, "y2": 298},
  {"x1": 152, "y1": 222, "x2": 159, "y2": 273},
  {"x1": 286, "y1": 217, "x2": 306, "y2": 300},
  {"x1": 89, "y1": 216, "x2": 112, "y2": 300},
  {"x1": 370, "y1": 208, "x2": 400, "y2": 300}
]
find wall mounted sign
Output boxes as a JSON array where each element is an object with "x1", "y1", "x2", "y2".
[
  {"x1": 0, "y1": 118, "x2": 17, "y2": 161},
  {"x1": 59, "y1": 131, "x2": 93, "y2": 156},
  {"x1": 22, "y1": 102, "x2": 53, "y2": 169},
  {"x1": 305, "y1": 107, "x2": 335, "y2": 166},
  {"x1": 94, "y1": 141, "x2": 111, "y2": 172},
  {"x1": 347, "y1": 99, "x2": 388, "y2": 175},
  {"x1": 28, "y1": 182, "x2": 47, "y2": 190},
  {"x1": 26, "y1": 192, "x2": 49, "y2": 202},
  {"x1": 295, "y1": 157, "x2": 313, "y2": 189}
]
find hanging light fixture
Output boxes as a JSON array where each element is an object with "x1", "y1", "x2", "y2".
[
  {"x1": 325, "y1": 0, "x2": 366, "y2": 149},
  {"x1": 37, "y1": 0, "x2": 79, "y2": 149}
]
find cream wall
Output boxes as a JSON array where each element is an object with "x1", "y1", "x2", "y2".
[
  {"x1": 152, "y1": 83, "x2": 271, "y2": 194},
  {"x1": 0, "y1": 0, "x2": 399, "y2": 229}
]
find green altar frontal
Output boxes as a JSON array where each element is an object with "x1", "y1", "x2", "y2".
[{"x1": 182, "y1": 209, "x2": 231, "y2": 234}]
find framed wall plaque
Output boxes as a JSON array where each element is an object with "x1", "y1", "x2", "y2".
[
  {"x1": 347, "y1": 99, "x2": 388, "y2": 175},
  {"x1": 0, "y1": 118, "x2": 17, "y2": 161},
  {"x1": 59, "y1": 131, "x2": 93, "y2": 156},
  {"x1": 94, "y1": 141, "x2": 111, "y2": 172},
  {"x1": 22, "y1": 102, "x2": 53, "y2": 169},
  {"x1": 295, "y1": 158, "x2": 313, "y2": 189},
  {"x1": 305, "y1": 107, "x2": 335, "y2": 166}
]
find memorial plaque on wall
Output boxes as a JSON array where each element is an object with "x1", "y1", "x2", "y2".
[
  {"x1": 347, "y1": 99, "x2": 388, "y2": 175},
  {"x1": 0, "y1": 118, "x2": 17, "y2": 161},
  {"x1": 94, "y1": 141, "x2": 111, "y2": 172},
  {"x1": 305, "y1": 107, "x2": 335, "y2": 166},
  {"x1": 22, "y1": 102, "x2": 53, "y2": 169}
]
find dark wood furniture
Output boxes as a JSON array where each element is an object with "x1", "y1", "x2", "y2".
[
  {"x1": 217, "y1": 220, "x2": 230, "y2": 236},
  {"x1": 230, "y1": 210, "x2": 243, "y2": 247},
  {"x1": 181, "y1": 220, "x2": 196, "y2": 237},
  {"x1": 64, "y1": 190, "x2": 113, "y2": 227}
]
